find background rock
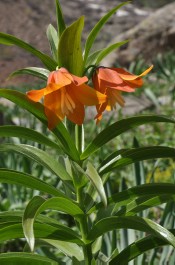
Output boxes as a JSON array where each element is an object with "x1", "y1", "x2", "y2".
[
  {"x1": 0, "y1": 1, "x2": 174, "y2": 86},
  {"x1": 102, "y1": 2, "x2": 175, "y2": 67},
  {"x1": 0, "y1": 0, "x2": 151, "y2": 86}
]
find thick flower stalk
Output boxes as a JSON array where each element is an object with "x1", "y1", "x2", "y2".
[
  {"x1": 27, "y1": 67, "x2": 106, "y2": 129},
  {"x1": 92, "y1": 65, "x2": 153, "y2": 122}
]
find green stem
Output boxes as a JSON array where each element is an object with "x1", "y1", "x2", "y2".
[
  {"x1": 75, "y1": 124, "x2": 84, "y2": 154},
  {"x1": 75, "y1": 125, "x2": 92, "y2": 263},
  {"x1": 83, "y1": 64, "x2": 97, "y2": 76},
  {"x1": 77, "y1": 188, "x2": 92, "y2": 264}
]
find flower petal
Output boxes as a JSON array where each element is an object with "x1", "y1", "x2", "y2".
[
  {"x1": 51, "y1": 69, "x2": 72, "y2": 86},
  {"x1": 27, "y1": 88, "x2": 45, "y2": 102},
  {"x1": 92, "y1": 74, "x2": 106, "y2": 94},
  {"x1": 72, "y1": 83, "x2": 107, "y2": 106},
  {"x1": 114, "y1": 65, "x2": 153, "y2": 81},
  {"x1": 71, "y1": 74, "x2": 88, "y2": 86},
  {"x1": 95, "y1": 101, "x2": 108, "y2": 124},
  {"x1": 44, "y1": 107, "x2": 61, "y2": 130},
  {"x1": 44, "y1": 91, "x2": 64, "y2": 129},
  {"x1": 98, "y1": 68, "x2": 123, "y2": 84},
  {"x1": 44, "y1": 83, "x2": 63, "y2": 95},
  {"x1": 67, "y1": 97, "x2": 85, "y2": 125},
  {"x1": 59, "y1": 68, "x2": 88, "y2": 85}
]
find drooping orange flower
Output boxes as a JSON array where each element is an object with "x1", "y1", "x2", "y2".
[
  {"x1": 27, "y1": 67, "x2": 106, "y2": 129},
  {"x1": 92, "y1": 65, "x2": 153, "y2": 123}
]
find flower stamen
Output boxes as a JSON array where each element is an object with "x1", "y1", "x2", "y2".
[{"x1": 61, "y1": 88, "x2": 75, "y2": 115}]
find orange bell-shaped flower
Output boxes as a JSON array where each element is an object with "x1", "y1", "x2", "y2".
[
  {"x1": 27, "y1": 67, "x2": 106, "y2": 129},
  {"x1": 92, "y1": 65, "x2": 153, "y2": 123}
]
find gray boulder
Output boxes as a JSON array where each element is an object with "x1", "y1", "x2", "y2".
[{"x1": 102, "y1": 2, "x2": 175, "y2": 67}]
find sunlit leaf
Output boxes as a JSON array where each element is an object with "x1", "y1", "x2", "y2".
[
  {"x1": 86, "y1": 50, "x2": 102, "y2": 67},
  {"x1": 88, "y1": 183, "x2": 175, "y2": 214},
  {"x1": 95, "y1": 40, "x2": 129, "y2": 65},
  {"x1": 87, "y1": 216, "x2": 175, "y2": 249},
  {"x1": 46, "y1": 24, "x2": 58, "y2": 61},
  {"x1": 23, "y1": 196, "x2": 84, "y2": 251},
  {"x1": 58, "y1": 17, "x2": 84, "y2": 76},
  {"x1": 86, "y1": 162, "x2": 107, "y2": 207},
  {"x1": 0, "y1": 89, "x2": 80, "y2": 161},
  {"x1": 109, "y1": 234, "x2": 174, "y2": 265},
  {"x1": 0, "y1": 223, "x2": 82, "y2": 245},
  {"x1": 83, "y1": 2, "x2": 129, "y2": 62},
  {"x1": 0, "y1": 252, "x2": 57, "y2": 265},
  {"x1": 9, "y1": 67, "x2": 50, "y2": 81},
  {"x1": 43, "y1": 239, "x2": 84, "y2": 261},
  {"x1": 0, "y1": 33, "x2": 57, "y2": 70},
  {"x1": 0, "y1": 169, "x2": 64, "y2": 197},
  {"x1": 0, "y1": 126, "x2": 61, "y2": 151},
  {"x1": 55, "y1": 0, "x2": 66, "y2": 38},
  {"x1": 81, "y1": 115, "x2": 175, "y2": 160},
  {"x1": 99, "y1": 146, "x2": 175, "y2": 175},
  {"x1": 121, "y1": 194, "x2": 175, "y2": 217},
  {"x1": 0, "y1": 144, "x2": 73, "y2": 188}
]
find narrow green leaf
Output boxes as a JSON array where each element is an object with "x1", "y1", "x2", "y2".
[
  {"x1": 86, "y1": 162, "x2": 107, "y2": 207},
  {"x1": 109, "y1": 235, "x2": 171, "y2": 265},
  {"x1": 99, "y1": 146, "x2": 175, "y2": 175},
  {"x1": 69, "y1": 160, "x2": 88, "y2": 188},
  {"x1": 0, "y1": 253, "x2": 58, "y2": 265},
  {"x1": 46, "y1": 24, "x2": 58, "y2": 61},
  {"x1": 95, "y1": 40, "x2": 129, "y2": 65},
  {"x1": 23, "y1": 196, "x2": 45, "y2": 251},
  {"x1": 0, "y1": 33, "x2": 57, "y2": 70},
  {"x1": 0, "y1": 222, "x2": 82, "y2": 245},
  {"x1": 0, "y1": 89, "x2": 80, "y2": 161},
  {"x1": 0, "y1": 169, "x2": 64, "y2": 197},
  {"x1": 0, "y1": 143, "x2": 73, "y2": 185},
  {"x1": 0, "y1": 126, "x2": 61, "y2": 151},
  {"x1": 122, "y1": 194, "x2": 175, "y2": 217},
  {"x1": 58, "y1": 17, "x2": 84, "y2": 76},
  {"x1": 87, "y1": 216, "x2": 175, "y2": 248},
  {"x1": 0, "y1": 211, "x2": 22, "y2": 224},
  {"x1": 0, "y1": 211, "x2": 82, "y2": 244},
  {"x1": 86, "y1": 50, "x2": 102, "y2": 66},
  {"x1": 81, "y1": 115, "x2": 175, "y2": 160},
  {"x1": 55, "y1": 0, "x2": 66, "y2": 38},
  {"x1": 23, "y1": 196, "x2": 84, "y2": 251},
  {"x1": 98, "y1": 149, "x2": 127, "y2": 171},
  {"x1": 43, "y1": 239, "x2": 84, "y2": 261},
  {"x1": 88, "y1": 183, "x2": 175, "y2": 214},
  {"x1": 9, "y1": 67, "x2": 50, "y2": 81},
  {"x1": 133, "y1": 137, "x2": 145, "y2": 186},
  {"x1": 83, "y1": 2, "x2": 129, "y2": 62}
]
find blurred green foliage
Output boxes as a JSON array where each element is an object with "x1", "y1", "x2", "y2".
[{"x1": 0, "y1": 50, "x2": 175, "y2": 262}]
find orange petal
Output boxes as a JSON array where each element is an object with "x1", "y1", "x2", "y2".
[
  {"x1": 72, "y1": 83, "x2": 107, "y2": 106},
  {"x1": 92, "y1": 74, "x2": 106, "y2": 94},
  {"x1": 114, "y1": 65, "x2": 153, "y2": 81},
  {"x1": 95, "y1": 102, "x2": 108, "y2": 124},
  {"x1": 98, "y1": 68, "x2": 123, "y2": 84},
  {"x1": 124, "y1": 78, "x2": 143, "y2": 88},
  {"x1": 44, "y1": 91, "x2": 64, "y2": 129},
  {"x1": 67, "y1": 96, "x2": 85, "y2": 125},
  {"x1": 44, "y1": 83, "x2": 63, "y2": 95},
  {"x1": 96, "y1": 68, "x2": 136, "y2": 91},
  {"x1": 107, "y1": 89, "x2": 125, "y2": 108},
  {"x1": 52, "y1": 70, "x2": 72, "y2": 86},
  {"x1": 26, "y1": 88, "x2": 45, "y2": 102},
  {"x1": 44, "y1": 107, "x2": 61, "y2": 130},
  {"x1": 57, "y1": 68, "x2": 88, "y2": 86},
  {"x1": 108, "y1": 82, "x2": 136, "y2": 92},
  {"x1": 47, "y1": 71, "x2": 56, "y2": 84},
  {"x1": 71, "y1": 74, "x2": 88, "y2": 86}
]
